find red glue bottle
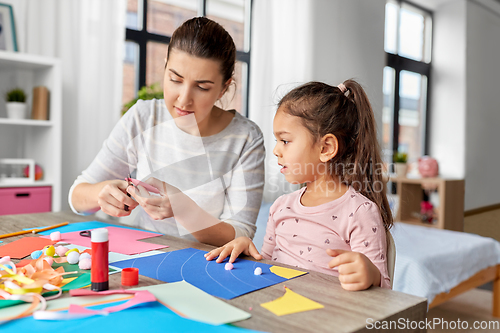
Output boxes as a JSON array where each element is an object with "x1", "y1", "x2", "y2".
[{"x1": 91, "y1": 228, "x2": 109, "y2": 291}]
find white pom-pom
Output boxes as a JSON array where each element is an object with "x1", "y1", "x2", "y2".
[
  {"x1": 254, "y1": 267, "x2": 262, "y2": 275},
  {"x1": 67, "y1": 251, "x2": 80, "y2": 264},
  {"x1": 50, "y1": 231, "x2": 61, "y2": 241},
  {"x1": 224, "y1": 263, "x2": 234, "y2": 270},
  {"x1": 79, "y1": 252, "x2": 91, "y2": 260}
]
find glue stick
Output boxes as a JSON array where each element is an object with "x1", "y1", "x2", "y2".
[{"x1": 91, "y1": 228, "x2": 109, "y2": 291}]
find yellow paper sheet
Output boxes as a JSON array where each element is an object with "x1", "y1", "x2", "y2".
[
  {"x1": 261, "y1": 287, "x2": 324, "y2": 316},
  {"x1": 270, "y1": 266, "x2": 307, "y2": 279}
]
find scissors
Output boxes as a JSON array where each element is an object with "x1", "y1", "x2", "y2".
[
  {"x1": 79, "y1": 230, "x2": 91, "y2": 237},
  {"x1": 124, "y1": 173, "x2": 133, "y2": 211}
]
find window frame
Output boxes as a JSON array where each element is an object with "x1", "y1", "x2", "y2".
[
  {"x1": 385, "y1": 0, "x2": 432, "y2": 157},
  {"x1": 125, "y1": 0, "x2": 253, "y2": 116}
]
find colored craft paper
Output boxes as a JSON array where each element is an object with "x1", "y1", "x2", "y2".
[
  {"x1": 41, "y1": 226, "x2": 168, "y2": 255},
  {"x1": 270, "y1": 266, "x2": 308, "y2": 279},
  {"x1": 0, "y1": 292, "x2": 133, "y2": 321},
  {"x1": 52, "y1": 262, "x2": 117, "y2": 279},
  {"x1": 260, "y1": 287, "x2": 324, "y2": 316},
  {"x1": 0, "y1": 300, "x2": 259, "y2": 333},
  {"x1": 111, "y1": 248, "x2": 307, "y2": 300},
  {"x1": 108, "y1": 250, "x2": 165, "y2": 272},
  {"x1": 0, "y1": 237, "x2": 57, "y2": 259},
  {"x1": 32, "y1": 221, "x2": 163, "y2": 236},
  {"x1": 1, "y1": 282, "x2": 250, "y2": 325},
  {"x1": 0, "y1": 274, "x2": 92, "y2": 320},
  {"x1": 1, "y1": 281, "x2": 251, "y2": 325},
  {"x1": 135, "y1": 282, "x2": 251, "y2": 325}
]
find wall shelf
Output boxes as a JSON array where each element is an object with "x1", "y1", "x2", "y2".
[{"x1": 0, "y1": 51, "x2": 62, "y2": 213}]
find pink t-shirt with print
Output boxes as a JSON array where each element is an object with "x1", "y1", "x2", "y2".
[{"x1": 261, "y1": 186, "x2": 391, "y2": 289}]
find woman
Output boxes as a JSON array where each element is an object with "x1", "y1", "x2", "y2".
[{"x1": 69, "y1": 17, "x2": 265, "y2": 247}]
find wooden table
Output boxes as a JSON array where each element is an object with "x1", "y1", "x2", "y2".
[{"x1": 0, "y1": 212, "x2": 428, "y2": 333}]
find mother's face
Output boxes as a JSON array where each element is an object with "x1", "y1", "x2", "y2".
[{"x1": 164, "y1": 49, "x2": 228, "y2": 134}]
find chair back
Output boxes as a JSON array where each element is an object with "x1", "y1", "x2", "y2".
[{"x1": 386, "y1": 231, "x2": 396, "y2": 288}]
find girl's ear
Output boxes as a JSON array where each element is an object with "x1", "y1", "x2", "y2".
[
  {"x1": 218, "y1": 78, "x2": 232, "y2": 99},
  {"x1": 319, "y1": 134, "x2": 339, "y2": 162}
]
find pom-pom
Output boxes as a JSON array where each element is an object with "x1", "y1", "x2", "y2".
[
  {"x1": 254, "y1": 267, "x2": 262, "y2": 275},
  {"x1": 44, "y1": 245, "x2": 55, "y2": 257},
  {"x1": 79, "y1": 253, "x2": 91, "y2": 260},
  {"x1": 50, "y1": 231, "x2": 61, "y2": 241},
  {"x1": 31, "y1": 250, "x2": 43, "y2": 260},
  {"x1": 224, "y1": 263, "x2": 234, "y2": 270},
  {"x1": 0, "y1": 256, "x2": 11, "y2": 263},
  {"x1": 67, "y1": 251, "x2": 80, "y2": 264},
  {"x1": 65, "y1": 248, "x2": 79, "y2": 256},
  {"x1": 56, "y1": 246, "x2": 69, "y2": 257},
  {"x1": 78, "y1": 258, "x2": 91, "y2": 270}
]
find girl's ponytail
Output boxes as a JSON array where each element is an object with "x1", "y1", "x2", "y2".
[{"x1": 342, "y1": 80, "x2": 393, "y2": 231}]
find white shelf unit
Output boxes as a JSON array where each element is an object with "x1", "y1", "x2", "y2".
[{"x1": 0, "y1": 51, "x2": 62, "y2": 212}]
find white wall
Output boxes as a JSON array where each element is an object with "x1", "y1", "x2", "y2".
[
  {"x1": 428, "y1": 0, "x2": 500, "y2": 210},
  {"x1": 310, "y1": 0, "x2": 386, "y2": 138},
  {"x1": 464, "y1": 0, "x2": 500, "y2": 210},
  {"x1": 429, "y1": 0, "x2": 467, "y2": 179}
]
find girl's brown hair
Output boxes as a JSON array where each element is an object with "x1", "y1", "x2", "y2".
[
  {"x1": 278, "y1": 80, "x2": 393, "y2": 231},
  {"x1": 167, "y1": 17, "x2": 236, "y2": 84}
]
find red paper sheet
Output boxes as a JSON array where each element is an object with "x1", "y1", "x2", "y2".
[
  {"x1": 40, "y1": 226, "x2": 168, "y2": 255},
  {"x1": 0, "y1": 237, "x2": 57, "y2": 259}
]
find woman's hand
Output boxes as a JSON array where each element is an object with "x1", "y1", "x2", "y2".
[
  {"x1": 205, "y1": 237, "x2": 263, "y2": 263},
  {"x1": 326, "y1": 249, "x2": 381, "y2": 291},
  {"x1": 97, "y1": 179, "x2": 139, "y2": 217},
  {"x1": 126, "y1": 177, "x2": 174, "y2": 220}
]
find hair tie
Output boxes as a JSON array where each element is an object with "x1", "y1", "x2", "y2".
[{"x1": 337, "y1": 83, "x2": 349, "y2": 97}]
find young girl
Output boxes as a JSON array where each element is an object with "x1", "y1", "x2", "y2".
[
  {"x1": 206, "y1": 80, "x2": 393, "y2": 290},
  {"x1": 69, "y1": 17, "x2": 265, "y2": 247}
]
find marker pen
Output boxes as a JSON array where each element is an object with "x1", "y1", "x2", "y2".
[{"x1": 91, "y1": 228, "x2": 109, "y2": 291}]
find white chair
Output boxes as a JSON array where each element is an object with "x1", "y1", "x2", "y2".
[{"x1": 386, "y1": 231, "x2": 396, "y2": 288}]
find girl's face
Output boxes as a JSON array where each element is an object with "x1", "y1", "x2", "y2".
[
  {"x1": 164, "y1": 49, "x2": 228, "y2": 134},
  {"x1": 273, "y1": 108, "x2": 323, "y2": 184}
]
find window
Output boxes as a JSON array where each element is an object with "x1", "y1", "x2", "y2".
[
  {"x1": 123, "y1": 0, "x2": 252, "y2": 116},
  {"x1": 383, "y1": 0, "x2": 432, "y2": 164}
]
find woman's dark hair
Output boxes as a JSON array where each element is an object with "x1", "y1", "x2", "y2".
[
  {"x1": 167, "y1": 17, "x2": 236, "y2": 84},
  {"x1": 278, "y1": 80, "x2": 393, "y2": 231}
]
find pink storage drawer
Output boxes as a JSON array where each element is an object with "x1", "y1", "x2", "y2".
[{"x1": 0, "y1": 186, "x2": 51, "y2": 215}]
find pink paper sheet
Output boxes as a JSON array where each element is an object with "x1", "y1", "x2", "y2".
[{"x1": 40, "y1": 227, "x2": 168, "y2": 255}]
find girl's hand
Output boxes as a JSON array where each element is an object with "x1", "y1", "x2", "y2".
[
  {"x1": 97, "y1": 180, "x2": 139, "y2": 217},
  {"x1": 126, "y1": 177, "x2": 174, "y2": 220},
  {"x1": 326, "y1": 249, "x2": 381, "y2": 291},
  {"x1": 205, "y1": 237, "x2": 263, "y2": 263}
]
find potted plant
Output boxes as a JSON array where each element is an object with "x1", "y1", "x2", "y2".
[
  {"x1": 122, "y1": 83, "x2": 163, "y2": 115},
  {"x1": 393, "y1": 152, "x2": 408, "y2": 178},
  {"x1": 5, "y1": 88, "x2": 27, "y2": 119}
]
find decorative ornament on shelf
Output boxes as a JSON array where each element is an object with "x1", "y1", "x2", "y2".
[
  {"x1": 418, "y1": 156, "x2": 439, "y2": 178},
  {"x1": 23, "y1": 163, "x2": 44, "y2": 181},
  {"x1": 5, "y1": 88, "x2": 28, "y2": 119},
  {"x1": 393, "y1": 152, "x2": 408, "y2": 178}
]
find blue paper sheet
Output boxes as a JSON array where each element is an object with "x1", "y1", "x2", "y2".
[
  {"x1": 0, "y1": 300, "x2": 261, "y2": 332},
  {"x1": 29, "y1": 221, "x2": 162, "y2": 236},
  {"x1": 111, "y1": 248, "x2": 299, "y2": 300}
]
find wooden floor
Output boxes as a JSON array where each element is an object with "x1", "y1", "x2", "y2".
[{"x1": 427, "y1": 288, "x2": 500, "y2": 332}]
